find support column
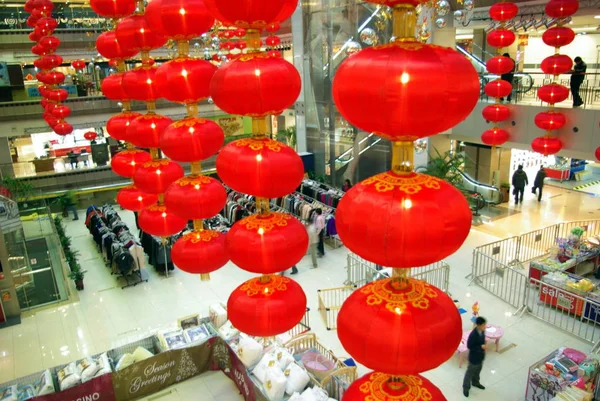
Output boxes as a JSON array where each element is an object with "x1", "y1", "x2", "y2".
[{"x1": 291, "y1": 1, "x2": 307, "y2": 153}]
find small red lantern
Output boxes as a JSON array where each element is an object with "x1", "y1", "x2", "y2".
[
  {"x1": 117, "y1": 186, "x2": 158, "y2": 212},
  {"x1": 481, "y1": 128, "x2": 509, "y2": 146},
  {"x1": 150, "y1": 0, "x2": 215, "y2": 41},
  {"x1": 172, "y1": 231, "x2": 229, "y2": 276},
  {"x1": 483, "y1": 78, "x2": 516, "y2": 98},
  {"x1": 226, "y1": 213, "x2": 309, "y2": 274},
  {"x1": 71, "y1": 60, "x2": 86, "y2": 70},
  {"x1": 486, "y1": 29, "x2": 516, "y2": 48},
  {"x1": 216, "y1": 137, "x2": 304, "y2": 199},
  {"x1": 33, "y1": 0, "x2": 54, "y2": 12},
  {"x1": 545, "y1": 0, "x2": 579, "y2": 18},
  {"x1": 210, "y1": 53, "x2": 301, "y2": 117},
  {"x1": 165, "y1": 176, "x2": 227, "y2": 220},
  {"x1": 116, "y1": 15, "x2": 167, "y2": 53},
  {"x1": 265, "y1": 36, "x2": 281, "y2": 46},
  {"x1": 90, "y1": 0, "x2": 136, "y2": 18},
  {"x1": 595, "y1": 147, "x2": 600, "y2": 162},
  {"x1": 50, "y1": 105, "x2": 71, "y2": 119},
  {"x1": 138, "y1": 204, "x2": 187, "y2": 237},
  {"x1": 29, "y1": 31, "x2": 43, "y2": 42},
  {"x1": 127, "y1": 114, "x2": 173, "y2": 149},
  {"x1": 538, "y1": 84, "x2": 570, "y2": 104},
  {"x1": 24, "y1": 0, "x2": 35, "y2": 13},
  {"x1": 54, "y1": 122, "x2": 73, "y2": 136},
  {"x1": 482, "y1": 104, "x2": 510, "y2": 122},
  {"x1": 96, "y1": 31, "x2": 139, "y2": 60},
  {"x1": 489, "y1": 2, "x2": 519, "y2": 21},
  {"x1": 43, "y1": 113, "x2": 59, "y2": 127},
  {"x1": 83, "y1": 131, "x2": 97, "y2": 141},
  {"x1": 122, "y1": 67, "x2": 162, "y2": 102},
  {"x1": 541, "y1": 54, "x2": 572, "y2": 76},
  {"x1": 534, "y1": 111, "x2": 566, "y2": 131},
  {"x1": 27, "y1": 15, "x2": 40, "y2": 28},
  {"x1": 486, "y1": 55, "x2": 515, "y2": 75},
  {"x1": 37, "y1": 71, "x2": 65, "y2": 85},
  {"x1": 337, "y1": 277, "x2": 461, "y2": 374},
  {"x1": 532, "y1": 136, "x2": 563, "y2": 156},
  {"x1": 35, "y1": 54, "x2": 63, "y2": 70},
  {"x1": 337, "y1": 171, "x2": 471, "y2": 267},
  {"x1": 235, "y1": 41, "x2": 247, "y2": 50},
  {"x1": 36, "y1": 17, "x2": 58, "y2": 34},
  {"x1": 101, "y1": 73, "x2": 128, "y2": 101},
  {"x1": 109, "y1": 59, "x2": 119, "y2": 68},
  {"x1": 220, "y1": 41, "x2": 235, "y2": 51},
  {"x1": 39, "y1": 35, "x2": 60, "y2": 52},
  {"x1": 203, "y1": 0, "x2": 297, "y2": 30},
  {"x1": 155, "y1": 58, "x2": 217, "y2": 104},
  {"x1": 44, "y1": 89, "x2": 68, "y2": 102},
  {"x1": 227, "y1": 275, "x2": 307, "y2": 337},
  {"x1": 31, "y1": 44, "x2": 47, "y2": 56},
  {"x1": 161, "y1": 118, "x2": 225, "y2": 162},
  {"x1": 134, "y1": 160, "x2": 185, "y2": 194},
  {"x1": 106, "y1": 112, "x2": 142, "y2": 141},
  {"x1": 343, "y1": 372, "x2": 447, "y2": 401},
  {"x1": 542, "y1": 27, "x2": 575, "y2": 48},
  {"x1": 111, "y1": 149, "x2": 152, "y2": 178}
]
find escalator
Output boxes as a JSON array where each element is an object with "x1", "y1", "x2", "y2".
[{"x1": 458, "y1": 170, "x2": 503, "y2": 214}]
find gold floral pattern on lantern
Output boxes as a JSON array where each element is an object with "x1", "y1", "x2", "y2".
[
  {"x1": 147, "y1": 204, "x2": 167, "y2": 213},
  {"x1": 241, "y1": 275, "x2": 289, "y2": 296},
  {"x1": 142, "y1": 159, "x2": 171, "y2": 168},
  {"x1": 182, "y1": 230, "x2": 219, "y2": 243},
  {"x1": 362, "y1": 172, "x2": 442, "y2": 194},
  {"x1": 175, "y1": 175, "x2": 213, "y2": 186},
  {"x1": 359, "y1": 373, "x2": 432, "y2": 401},
  {"x1": 238, "y1": 52, "x2": 271, "y2": 62},
  {"x1": 361, "y1": 278, "x2": 438, "y2": 313},
  {"x1": 372, "y1": 41, "x2": 448, "y2": 52},
  {"x1": 239, "y1": 212, "x2": 291, "y2": 232},
  {"x1": 172, "y1": 117, "x2": 209, "y2": 128},
  {"x1": 234, "y1": 137, "x2": 283, "y2": 152},
  {"x1": 374, "y1": 132, "x2": 418, "y2": 142}
]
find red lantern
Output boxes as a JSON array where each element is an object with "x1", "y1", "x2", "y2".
[
  {"x1": 90, "y1": 0, "x2": 136, "y2": 18},
  {"x1": 226, "y1": 213, "x2": 309, "y2": 274},
  {"x1": 545, "y1": 0, "x2": 579, "y2": 18},
  {"x1": 481, "y1": 128, "x2": 509, "y2": 146},
  {"x1": 44, "y1": 89, "x2": 68, "y2": 102},
  {"x1": 25, "y1": 0, "x2": 35, "y2": 13},
  {"x1": 122, "y1": 67, "x2": 162, "y2": 102},
  {"x1": 211, "y1": 53, "x2": 301, "y2": 117},
  {"x1": 227, "y1": 275, "x2": 307, "y2": 337},
  {"x1": 35, "y1": 54, "x2": 63, "y2": 70},
  {"x1": 54, "y1": 122, "x2": 73, "y2": 136},
  {"x1": 27, "y1": 15, "x2": 40, "y2": 28},
  {"x1": 155, "y1": 58, "x2": 217, "y2": 104},
  {"x1": 343, "y1": 372, "x2": 447, "y2": 401},
  {"x1": 165, "y1": 176, "x2": 227, "y2": 220},
  {"x1": 106, "y1": 112, "x2": 142, "y2": 141},
  {"x1": 71, "y1": 60, "x2": 86, "y2": 70},
  {"x1": 36, "y1": 17, "x2": 58, "y2": 34},
  {"x1": 50, "y1": 105, "x2": 71, "y2": 119},
  {"x1": 235, "y1": 41, "x2": 247, "y2": 50},
  {"x1": 338, "y1": 277, "x2": 461, "y2": 374},
  {"x1": 109, "y1": 59, "x2": 119, "y2": 68},
  {"x1": 111, "y1": 149, "x2": 152, "y2": 178},
  {"x1": 542, "y1": 27, "x2": 575, "y2": 48},
  {"x1": 486, "y1": 55, "x2": 515, "y2": 75},
  {"x1": 337, "y1": 171, "x2": 471, "y2": 267},
  {"x1": 595, "y1": 147, "x2": 600, "y2": 162},
  {"x1": 266, "y1": 22, "x2": 281, "y2": 33},
  {"x1": 31, "y1": 44, "x2": 47, "y2": 56},
  {"x1": 40, "y1": 99, "x2": 52, "y2": 109},
  {"x1": 32, "y1": 0, "x2": 54, "y2": 14},
  {"x1": 482, "y1": 104, "x2": 510, "y2": 122},
  {"x1": 161, "y1": 118, "x2": 225, "y2": 162},
  {"x1": 96, "y1": 31, "x2": 139, "y2": 60},
  {"x1": 333, "y1": 41, "x2": 479, "y2": 141},
  {"x1": 534, "y1": 111, "x2": 566, "y2": 131},
  {"x1": 83, "y1": 131, "x2": 97, "y2": 141},
  {"x1": 489, "y1": 2, "x2": 518, "y2": 21},
  {"x1": 116, "y1": 15, "x2": 167, "y2": 53},
  {"x1": 138, "y1": 204, "x2": 187, "y2": 237},
  {"x1": 541, "y1": 54, "x2": 572, "y2": 75},
  {"x1": 39, "y1": 35, "x2": 60, "y2": 52},
  {"x1": 203, "y1": 0, "x2": 297, "y2": 30},
  {"x1": 216, "y1": 137, "x2": 304, "y2": 199},
  {"x1": 532, "y1": 136, "x2": 563, "y2": 156},
  {"x1": 134, "y1": 160, "x2": 185, "y2": 194},
  {"x1": 220, "y1": 41, "x2": 235, "y2": 51},
  {"x1": 486, "y1": 29, "x2": 516, "y2": 48},
  {"x1": 29, "y1": 31, "x2": 43, "y2": 42},
  {"x1": 127, "y1": 113, "x2": 174, "y2": 149},
  {"x1": 234, "y1": 28, "x2": 246, "y2": 37},
  {"x1": 538, "y1": 84, "x2": 570, "y2": 104},
  {"x1": 266, "y1": 36, "x2": 281, "y2": 46},
  {"x1": 151, "y1": 0, "x2": 215, "y2": 41},
  {"x1": 37, "y1": 71, "x2": 65, "y2": 85},
  {"x1": 101, "y1": 73, "x2": 128, "y2": 101},
  {"x1": 117, "y1": 186, "x2": 158, "y2": 212},
  {"x1": 43, "y1": 113, "x2": 59, "y2": 127},
  {"x1": 172, "y1": 231, "x2": 229, "y2": 276}
]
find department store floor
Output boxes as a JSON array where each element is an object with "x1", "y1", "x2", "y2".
[{"x1": 2, "y1": 183, "x2": 600, "y2": 401}]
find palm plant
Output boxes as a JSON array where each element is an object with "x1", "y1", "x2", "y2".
[
  {"x1": 416, "y1": 148, "x2": 467, "y2": 189},
  {"x1": 276, "y1": 126, "x2": 297, "y2": 149}
]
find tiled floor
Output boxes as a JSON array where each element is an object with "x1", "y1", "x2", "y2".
[{"x1": 2, "y1": 183, "x2": 600, "y2": 400}]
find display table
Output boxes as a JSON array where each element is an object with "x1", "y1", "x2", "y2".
[
  {"x1": 545, "y1": 167, "x2": 570, "y2": 182},
  {"x1": 529, "y1": 251, "x2": 599, "y2": 281}
]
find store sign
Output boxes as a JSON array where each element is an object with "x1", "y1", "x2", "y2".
[{"x1": 32, "y1": 374, "x2": 115, "y2": 401}]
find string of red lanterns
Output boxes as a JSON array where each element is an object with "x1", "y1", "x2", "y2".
[{"x1": 532, "y1": 0, "x2": 579, "y2": 156}]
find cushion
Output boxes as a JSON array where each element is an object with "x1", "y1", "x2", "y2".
[
  {"x1": 238, "y1": 336, "x2": 263, "y2": 367},
  {"x1": 116, "y1": 353, "x2": 136, "y2": 371},
  {"x1": 264, "y1": 368, "x2": 286, "y2": 401},
  {"x1": 285, "y1": 363, "x2": 310, "y2": 395},
  {"x1": 77, "y1": 357, "x2": 100, "y2": 383},
  {"x1": 34, "y1": 370, "x2": 55, "y2": 396},
  {"x1": 252, "y1": 353, "x2": 278, "y2": 384},
  {"x1": 57, "y1": 363, "x2": 81, "y2": 391},
  {"x1": 270, "y1": 347, "x2": 295, "y2": 370},
  {"x1": 0, "y1": 385, "x2": 17, "y2": 401},
  {"x1": 93, "y1": 353, "x2": 111, "y2": 379},
  {"x1": 133, "y1": 347, "x2": 154, "y2": 362}
]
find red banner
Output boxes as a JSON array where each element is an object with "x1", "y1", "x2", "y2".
[{"x1": 32, "y1": 374, "x2": 116, "y2": 401}]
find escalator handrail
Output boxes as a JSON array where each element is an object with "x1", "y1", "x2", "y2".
[
  {"x1": 458, "y1": 170, "x2": 501, "y2": 193},
  {"x1": 480, "y1": 72, "x2": 534, "y2": 94}
]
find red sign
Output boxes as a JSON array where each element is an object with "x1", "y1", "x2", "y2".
[
  {"x1": 539, "y1": 283, "x2": 584, "y2": 316},
  {"x1": 32, "y1": 374, "x2": 116, "y2": 401}
]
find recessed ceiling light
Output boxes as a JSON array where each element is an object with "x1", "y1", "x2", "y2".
[{"x1": 595, "y1": 15, "x2": 600, "y2": 19}]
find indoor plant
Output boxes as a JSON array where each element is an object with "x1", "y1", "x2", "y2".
[{"x1": 68, "y1": 266, "x2": 86, "y2": 291}]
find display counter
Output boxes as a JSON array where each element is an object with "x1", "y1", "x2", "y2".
[{"x1": 545, "y1": 166, "x2": 570, "y2": 182}]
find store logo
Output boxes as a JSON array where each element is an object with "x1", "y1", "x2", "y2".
[{"x1": 74, "y1": 393, "x2": 100, "y2": 401}]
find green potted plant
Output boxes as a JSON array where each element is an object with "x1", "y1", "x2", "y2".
[
  {"x1": 68, "y1": 266, "x2": 86, "y2": 291},
  {"x1": 500, "y1": 182, "x2": 511, "y2": 203}
]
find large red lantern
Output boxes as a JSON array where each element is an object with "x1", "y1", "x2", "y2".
[
  {"x1": 532, "y1": 136, "x2": 563, "y2": 156},
  {"x1": 542, "y1": 27, "x2": 575, "y2": 48},
  {"x1": 545, "y1": 0, "x2": 579, "y2": 18},
  {"x1": 53, "y1": 122, "x2": 73, "y2": 136},
  {"x1": 36, "y1": 17, "x2": 57, "y2": 34},
  {"x1": 116, "y1": 15, "x2": 167, "y2": 53},
  {"x1": 50, "y1": 105, "x2": 71, "y2": 119},
  {"x1": 489, "y1": 2, "x2": 518, "y2": 20},
  {"x1": 31, "y1": 44, "x2": 47, "y2": 56},
  {"x1": 144, "y1": 0, "x2": 168, "y2": 37},
  {"x1": 127, "y1": 114, "x2": 173, "y2": 149},
  {"x1": 484, "y1": 79, "x2": 512, "y2": 98},
  {"x1": 138, "y1": 204, "x2": 187, "y2": 237},
  {"x1": 227, "y1": 275, "x2": 307, "y2": 337},
  {"x1": 337, "y1": 277, "x2": 461, "y2": 375},
  {"x1": 210, "y1": 53, "x2": 301, "y2": 117},
  {"x1": 29, "y1": 31, "x2": 43, "y2": 42},
  {"x1": 216, "y1": 137, "x2": 304, "y2": 199},
  {"x1": 116, "y1": 186, "x2": 158, "y2": 211},
  {"x1": 226, "y1": 213, "x2": 308, "y2": 274},
  {"x1": 486, "y1": 55, "x2": 515, "y2": 75},
  {"x1": 35, "y1": 54, "x2": 63, "y2": 70},
  {"x1": 165, "y1": 176, "x2": 227, "y2": 220},
  {"x1": 541, "y1": 54, "x2": 572, "y2": 76},
  {"x1": 71, "y1": 60, "x2": 86, "y2": 70},
  {"x1": 486, "y1": 29, "x2": 516, "y2": 48},
  {"x1": 83, "y1": 131, "x2": 97, "y2": 141},
  {"x1": 172, "y1": 231, "x2": 229, "y2": 276},
  {"x1": 111, "y1": 149, "x2": 152, "y2": 178},
  {"x1": 203, "y1": 0, "x2": 297, "y2": 30},
  {"x1": 134, "y1": 160, "x2": 185, "y2": 194},
  {"x1": 96, "y1": 31, "x2": 139, "y2": 61},
  {"x1": 150, "y1": 0, "x2": 215, "y2": 41},
  {"x1": 37, "y1": 71, "x2": 65, "y2": 85},
  {"x1": 538, "y1": 84, "x2": 570, "y2": 104},
  {"x1": 122, "y1": 67, "x2": 162, "y2": 102},
  {"x1": 482, "y1": 104, "x2": 510, "y2": 122},
  {"x1": 534, "y1": 111, "x2": 566, "y2": 131},
  {"x1": 39, "y1": 35, "x2": 60, "y2": 52},
  {"x1": 101, "y1": 74, "x2": 128, "y2": 101},
  {"x1": 481, "y1": 128, "x2": 509, "y2": 146},
  {"x1": 25, "y1": 0, "x2": 35, "y2": 13},
  {"x1": 342, "y1": 372, "x2": 447, "y2": 401},
  {"x1": 90, "y1": 0, "x2": 136, "y2": 18},
  {"x1": 161, "y1": 118, "x2": 225, "y2": 162},
  {"x1": 337, "y1": 171, "x2": 471, "y2": 267},
  {"x1": 44, "y1": 89, "x2": 68, "y2": 102},
  {"x1": 32, "y1": 0, "x2": 54, "y2": 14},
  {"x1": 155, "y1": 59, "x2": 217, "y2": 104},
  {"x1": 333, "y1": 41, "x2": 479, "y2": 141},
  {"x1": 106, "y1": 112, "x2": 142, "y2": 141},
  {"x1": 43, "y1": 113, "x2": 59, "y2": 128}
]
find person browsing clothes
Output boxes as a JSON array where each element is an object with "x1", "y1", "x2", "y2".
[
  {"x1": 512, "y1": 165, "x2": 528, "y2": 205},
  {"x1": 313, "y1": 208, "x2": 326, "y2": 257},
  {"x1": 463, "y1": 316, "x2": 488, "y2": 397}
]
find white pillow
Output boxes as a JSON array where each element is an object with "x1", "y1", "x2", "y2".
[
  {"x1": 264, "y1": 368, "x2": 286, "y2": 401},
  {"x1": 17, "y1": 385, "x2": 35, "y2": 401},
  {"x1": 270, "y1": 347, "x2": 295, "y2": 370},
  {"x1": 218, "y1": 320, "x2": 240, "y2": 341},
  {"x1": 238, "y1": 336, "x2": 263, "y2": 367},
  {"x1": 302, "y1": 388, "x2": 329, "y2": 401},
  {"x1": 77, "y1": 357, "x2": 100, "y2": 383},
  {"x1": 35, "y1": 370, "x2": 55, "y2": 396},
  {"x1": 252, "y1": 354, "x2": 279, "y2": 383},
  {"x1": 288, "y1": 394, "x2": 303, "y2": 401},
  {"x1": 93, "y1": 353, "x2": 111, "y2": 378},
  {"x1": 210, "y1": 303, "x2": 228, "y2": 328},
  {"x1": 301, "y1": 387, "x2": 317, "y2": 401},
  {"x1": 116, "y1": 353, "x2": 136, "y2": 371},
  {"x1": 285, "y1": 363, "x2": 310, "y2": 395},
  {"x1": 57, "y1": 363, "x2": 82, "y2": 391},
  {"x1": 0, "y1": 385, "x2": 17, "y2": 401},
  {"x1": 133, "y1": 347, "x2": 154, "y2": 362}
]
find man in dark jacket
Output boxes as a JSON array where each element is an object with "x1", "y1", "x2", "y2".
[
  {"x1": 512, "y1": 165, "x2": 528, "y2": 204},
  {"x1": 463, "y1": 316, "x2": 488, "y2": 397},
  {"x1": 532, "y1": 167, "x2": 547, "y2": 202}
]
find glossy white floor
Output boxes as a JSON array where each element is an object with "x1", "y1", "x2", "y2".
[{"x1": 1, "y1": 183, "x2": 600, "y2": 401}]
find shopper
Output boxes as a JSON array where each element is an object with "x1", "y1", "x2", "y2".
[
  {"x1": 463, "y1": 316, "x2": 488, "y2": 398},
  {"x1": 512, "y1": 165, "x2": 528, "y2": 205},
  {"x1": 342, "y1": 179, "x2": 352, "y2": 192},
  {"x1": 314, "y1": 208, "x2": 326, "y2": 257},
  {"x1": 532, "y1": 166, "x2": 547, "y2": 203},
  {"x1": 306, "y1": 219, "x2": 319, "y2": 269},
  {"x1": 500, "y1": 53, "x2": 515, "y2": 102},
  {"x1": 64, "y1": 190, "x2": 79, "y2": 221},
  {"x1": 569, "y1": 56, "x2": 587, "y2": 108}
]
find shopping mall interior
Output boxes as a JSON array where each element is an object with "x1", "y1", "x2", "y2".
[{"x1": 1, "y1": 0, "x2": 600, "y2": 400}]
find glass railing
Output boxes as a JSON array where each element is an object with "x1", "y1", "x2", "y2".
[{"x1": 0, "y1": 4, "x2": 106, "y2": 30}]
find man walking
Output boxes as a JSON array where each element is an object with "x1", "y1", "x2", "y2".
[
  {"x1": 570, "y1": 56, "x2": 586, "y2": 108},
  {"x1": 532, "y1": 166, "x2": 547, "y2": 202},
  {"x1": 512, "y1": 165, "x2": 528, "y2": 205},
  {"x1": 314, "y1": 208, "x2": 326, "y2": 257},
  {"x1": 463, "y1": 316, "x2": 488, "y2": 397}
]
